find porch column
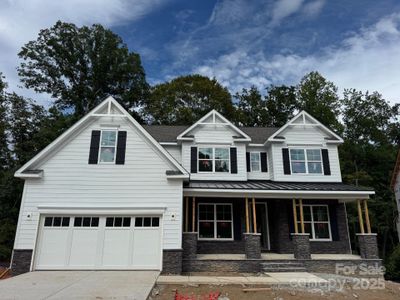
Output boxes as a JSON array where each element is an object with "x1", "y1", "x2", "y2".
[
  {"x1": 291, "y1": 199, "x2": 311, "y2": 260},
  {"x1": 357, "y1": 199, "x2": 378, "y2": 259},
  {"x1": 243, "y1": 196, "x2": 261, "y2": 259},
  {"x1": 182, "y1": 196, "x2": 197, "y2": 260}
]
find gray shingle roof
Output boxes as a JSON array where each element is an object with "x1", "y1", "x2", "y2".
[
  {"x1": 183, "y1": 180, "x2": 374, "y2": 192},
  {"x1": 143, "y1": 125, "x2": 279, "y2": 144}
]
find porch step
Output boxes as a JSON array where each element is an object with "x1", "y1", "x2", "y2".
[{"x1": 261, "y1": 262, "x2": 306, "y2": 273}]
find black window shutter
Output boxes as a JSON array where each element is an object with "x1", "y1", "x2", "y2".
[
  {"x1": 260, "y1": 152, "x2": 268, "y2": 172},
  {"x1": 246, "y1": 152, "x2": 250, "y2": 172},
  {"x1": 115, "y1": 131, "x2": 127, "y2": 165},
  {"x1": 321, "y1": 149, "x2": 331, "y2": 175},
  {"x1": 282, "y1": 148, "x2": 291, "y2": 175},
  {"x1": 230, "y1": 147, "x2": 238, "y2": 174},
  {"x1": 328, "y1": 203, "x2": 339, "y2": 241},
  {"x1": 88, "y1": 130, "x2": 101, "y2": 164},
  {"x1": 190, "y1": 147, "x2": 197, "y2": 173}
]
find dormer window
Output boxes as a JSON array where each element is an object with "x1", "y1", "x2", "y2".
[
  {"x1": 99, "y1": 130, "x2": 118, "y2": 163},
  {"x1": 290, "y1": 149, "x2": 323, "y2": 174},
  {"x1": 198, "y1": 147, "x2": 230, "y2": 173},
  {"x1": 250, "y1": 152, "x2": 261, "y2": 172}
]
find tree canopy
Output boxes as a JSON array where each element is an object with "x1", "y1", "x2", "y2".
[
  {"x1": 144, "y1": 74, "x2": 235, "y2": 125},
  {"x1": 18, "y1": 21, "x2": 149, "y2": 118}
]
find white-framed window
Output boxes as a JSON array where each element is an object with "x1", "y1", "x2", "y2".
[
  {"x1": 198, "y1": 203, "x2": 233, "y2": 240},
  {"x1": 290, "y1": 148, "x2": 323, "y2": 174},
  {"x1": 99, "y1": 130, "x2": 118, "y2": 163},
  {"x1": 250, "y1": 152, "x2": 261, "y2": 172},
  {"x1": 198, "y1": 147, "x2": 230, "y2": 173},
  {"x1": 296, "y1": 205, "x2": 332, "y2": 241}
]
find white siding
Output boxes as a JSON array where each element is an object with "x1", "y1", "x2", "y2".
[
  {"x1": 246, "y1": 146, "x2": 271, "y2": 180},
  {"x1": 181, "y1": 123, "x2": 248, "y2": 181},
  {"x1": 271, "y1": 126, "x2": 342, "y2": 182},
  {"x1": 14, "y1": 116, "x2": 183, "y2": 250},
  {"x1": 164, "y1": 145, "x2": 182, "y2": 164}
]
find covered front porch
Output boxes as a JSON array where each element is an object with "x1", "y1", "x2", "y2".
[{"x1": 179, "y1": 180, "x2": 379, "y2": 274}]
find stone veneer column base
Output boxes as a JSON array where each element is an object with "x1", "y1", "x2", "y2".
[
  {"x1": 243, "y1": 233, "x2": 261, "y2": 259},
  {"x1": 162, "y1": 249, "x2": 182, "y2": 274},
  {"x1": 182, "y1": 232, "x2": 198, "y2": 260},
  {"x1": 11, "y1": 249, "x2": 33, "y2": 275},
  {"x1": 291, "y1": 233, "x2": 311, "y2": 259},
  {"x1": 357, "y1": 233, "x2": 379, "y2": 259}
]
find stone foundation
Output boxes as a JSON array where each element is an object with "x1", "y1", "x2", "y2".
[
  {"x1": 182, "y1": 232, "x2": 198, "y2": 259},
  {"x1": 243, "y1": 233, "x2": 261, "y2": 259},
  {"x1": 11, "y1": 249, "x2": 32, "y2": 275},
  {"x1": 182, "y1": 258, "x2": 383, "y2": 278},
  {"x1": 292, "y1": 233, "x2": 311, "y2": 259},
  {"x1": 162, "y1": 249, "x2": 182, "y2": 274},
  {"x1": 357, "y1": 233, "x2": 379, "y2": 259}
]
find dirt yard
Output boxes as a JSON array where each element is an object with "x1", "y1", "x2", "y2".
[{"x1": 150, "y1": 281, "x2": 400, "y2": 300}]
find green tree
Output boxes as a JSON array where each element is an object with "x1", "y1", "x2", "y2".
[
  {"x1": 18, "y1": 21, "x2": 149, "y2": 118},
  {"x1": 265, "y1": 85, "x2": 297, "y2": 127},
  {"x1": 341, "y1": 89, "x2": 399, "y2": 145},
  {"x1": 144, "y1": 75, "x2": 234, "y2": 125},
  {"x1": 234, "y1": 86, "x2": 268, "y2": 126},
  {"x1": 0, "y1": 73, "x2": 10, "y2": 171},
  {"x1": 297, "y1": 71, "x2": 341, "y2": 131}
]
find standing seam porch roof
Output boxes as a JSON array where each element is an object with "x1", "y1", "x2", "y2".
[{"x1": 183, "y1": 180, "x2": 374, "y2": 192}]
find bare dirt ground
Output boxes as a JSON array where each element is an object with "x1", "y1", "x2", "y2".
[
  {"x1": 150, "y1": 281, "x2": 400, "y2": 300},
  {"x1": 0, "y1": 267, "x2": 11, "y2": 280}
]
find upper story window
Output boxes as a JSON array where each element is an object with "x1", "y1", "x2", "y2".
[
  {"x1": 290, "y1": 149, "x2": 323, "y2": 174},
  {"x1": 198, "y1": 147, "x2": 230, "y2": 173},
  {"x1": 99, "y1": 130, "x2": 117, "y2": 163},
  {"x1": 250, "y1": 152, "x2": 261, "y2": 172}
]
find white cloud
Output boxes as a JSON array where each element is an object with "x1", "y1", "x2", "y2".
[
  {"x1": 193, "y1": 13, "x2": 400, "y2": 103},
  {"x1": 302, "y1": 0, "x2": 326, "y2": 17},
  {"x1": 0, "y1": 0, "x2": 167, "y2": 104},
  {"x1": 271, "y1": 0, "x2": 304, "y2": 24}
]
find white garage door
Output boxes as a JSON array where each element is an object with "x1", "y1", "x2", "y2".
[{"x1": 34, "y1": 215, "x2": 162, "y2": 270}]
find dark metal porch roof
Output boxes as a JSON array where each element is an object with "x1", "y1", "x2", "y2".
[{"x1": 183, "y1": 180, "x2": 374, "y2": 192}]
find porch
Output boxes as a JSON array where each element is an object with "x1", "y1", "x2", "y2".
[{"x1": 179, "y1": 180, "x2": 379, "y2": 274}]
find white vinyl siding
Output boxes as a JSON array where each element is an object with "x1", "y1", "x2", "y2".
[
  {"x1": 14, "y1": 116, "x2": 183, "y2": 251},
  {"x1": 271, "y1": 124, "x2": 342, "y2": 182}
]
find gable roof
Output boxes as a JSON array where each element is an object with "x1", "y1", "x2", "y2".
[
  {"x1": 267, "y1": 110, "x2": 344, "y2": 144},
  {"x1": 143, "y1": 125, "x2": 279, "y2": 144},
  {"x1": 15, "y1": 96, "x2": 189, "y2": 179},
  {"x1": 391, "y1": 148, "x2": 400, "y2": 189},
  {"x1": 176, "y1": 110, "x2": 251, "y2": 141}
]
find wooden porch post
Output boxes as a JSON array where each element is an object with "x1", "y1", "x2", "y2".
[
  {"x1": 192, "y1": 197, "x2": 196, "y2": 232},
  {"x1": 245, "y1": 197, "x2": 250, "y2": 233},
  {"x1": 363, "y1": 200, "x2": 371, "y2": 234},
  {"x1": 252, "y1": 197, "x2": 257, "y2": 233},
  {"x1": 299, "y1": 199, "x2": 305, "y2": 234},
  {"x1": 293, "y1": 199, "x2": 299, "y2": 234},
  {"x1": 185, "y1": 197, "x2": 189, "y2": 232},
  {"x1": 357, "y1": 199, "x2": 365, "y2": 234}
]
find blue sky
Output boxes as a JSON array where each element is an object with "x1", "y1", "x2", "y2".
[{"x1": 1, "y1": 0, "x2": 400, "y2": 104}]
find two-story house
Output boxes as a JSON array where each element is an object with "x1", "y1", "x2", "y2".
[{"x1": 11, "y1": 97, "x2": 380, "y2": 276}]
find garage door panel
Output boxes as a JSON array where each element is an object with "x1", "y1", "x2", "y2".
[
  {"x1": 132, "y1": 229, "x2": 161, "y2": 269},
  {"x1": 36, "y1": 229, "x2": 69, "y2": 268},
  {"x1": 35, "y1": 215, "x2": 162, "y2": 270},
  {"x1": 69, "y1": 229, "x2": 99, "y2": 267},
  {"x1": 102, "y1": 229, "x2": 131, "y2": 267}
]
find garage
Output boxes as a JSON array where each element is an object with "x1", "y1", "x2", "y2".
[{"x1": 34, "y1": 215, "x2": 162, "y2": 270}]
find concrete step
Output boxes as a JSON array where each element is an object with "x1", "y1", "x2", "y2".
[{"x1": 261, "y1": 262, "x2": 306, "y2": 272}]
